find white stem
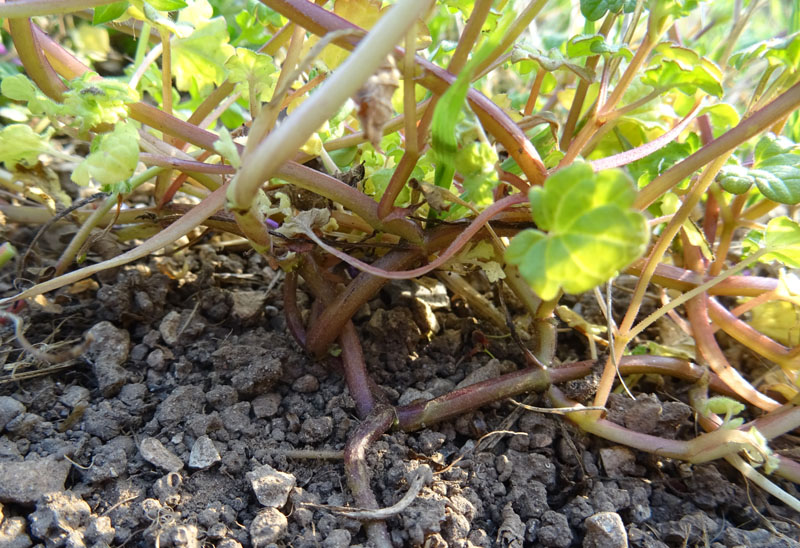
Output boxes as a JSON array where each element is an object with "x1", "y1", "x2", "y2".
[{"x1": 228, "y1": 0, "x2": 433, "y2": 210}]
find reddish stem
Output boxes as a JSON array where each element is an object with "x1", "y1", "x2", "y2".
[
  {"x1": 344, "y1": 406, "x2": 395, "y2": 547},
  {"x1": 260, "y1": 0, "x2": 547, "y2": 186}
]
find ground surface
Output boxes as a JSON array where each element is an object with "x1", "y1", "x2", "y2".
[{"x1": 1, "y1": 240, "x2": 799, "y2": 548}]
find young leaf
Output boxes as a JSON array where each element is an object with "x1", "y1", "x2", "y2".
[
  {"x1": 0, "y1": 124, "x2": 58, "y2": 168},
  {"x1": 171, "y1": 17, "x2": 235, "y2": 93},
  {"x1": 729, "y1": 31, "x2": 800, "y2": 71},
  {"x1": 72, "y1": 121, "x2": 140, "y2": 188},
  {"x1": 213, "y1": 127, "x2": 241, "y2": 169},
  {"x1": 225, "y1": 47, "x2": 278, "y2": 102},
  {"x1": 505, "y1": 162, "x2": 649, "y2": 300},
  {"x1": 1, "y1": 74, "x2": 60, "y2": 117},
  {"x1": 147, "y1": 0, "x2": 187, "y2": 10},
  {"x1": 93, "y1": 1, "x2": 130, "y2": 25},
  {"x1": 761, "y1": 217, "x2": 800, "y2": 268},
  {"x1": 716, "y1": 165, "x2": 754, "y2": 195},
  {"x1": 580, "y1": 0, "x2": 635, "y2": 22},
  {"x1": 62, "y1": 72, "x2": 140, "y2": 134},
  {"x1": 566, "y1": 34, "x2": 632, "y2": 61},
  {"x1": 750, "y1": 134, "x2": 800, "y2": 204},
  {"x1": 641, "y1": 43, "x2": 722, "y2": 97}
]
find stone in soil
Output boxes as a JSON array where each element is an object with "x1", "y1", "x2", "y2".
[
  {"x1": 249, "y1": 508, "x2": 287, "y2": 545},
  {"x1": 247, "y1": 463, "x2": 296, "y2": 508},
  {"x1": 0, "y1": 396, "x2": 25, "y2": 432},
  {"x1": 0, "y1": 457, "x2": 70, "y2": 504},
  {"x1": 29, "y1": 491, "x2": 115, "y2": 547},
  {"x1": 139, "y1": 436, "x2": 184, "y2": 472},
  {"x1": 84, "y1": 321, "x2": 131, "y2": 397},
  {"x1": 189, "y1": 435, "x2": 221, "y2": 469},
  {"x1": 583, "y1": 512, "x2": 627, "y2": 548},
  {"x1": 0, "y1": 502, "x2": 32, "y2": 548}
]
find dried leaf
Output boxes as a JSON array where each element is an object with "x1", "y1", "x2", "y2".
[{"x1": 353, "y1": 56, "x2": 400, "y2": 151}]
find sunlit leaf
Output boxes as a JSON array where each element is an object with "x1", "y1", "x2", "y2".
[
  {"x1": 760, "y1": 217, "x2": 800, "y2": 268},
  {"x1": 147, "y1": 0, "x2": 187, "y2": 10},
  {"x1": 214, "y1": 127, "x2": 241, "y2": 169},
  {"x1": 0, "y1": 124, "x2": 57, "y2": 168},
  {"x1": 749, "y1": 300, "x2": 800, "y2": 347},
  {"x1": 92, "y1": 1, "x2": 129, "y2": 25},
  {"x1": 641, "y1": 43, "x2": 722, "y2": 97},
  {"x1": 72, "y1": 121, "x2": 140, "y2": 188},
  {"x1": 505, "y1": 162, "x2": 649, "y2": 300},
  {"x1": 729, "y1": 31, "x2": 800, "y2": 71},
  {"x1": 225, "y1": 47, "x2": 277, "y2": 102},
  {"x1": 172, "y1": 17, "x2": 235, "y2": 93},
  {"x1": 580, "y1": 0, "x2": 635, "y2": 21},
  {"x1": 566, "y1": 34, "x2": 632, "y2": 60}
]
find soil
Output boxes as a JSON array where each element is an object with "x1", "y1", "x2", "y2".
[{"x1": 1, "y1": 241, "x2": 799, "y2": 548}]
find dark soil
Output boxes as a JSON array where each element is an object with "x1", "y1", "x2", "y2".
[{"x1": 1, "y1": 243, "x2": 799, "y2": 547}]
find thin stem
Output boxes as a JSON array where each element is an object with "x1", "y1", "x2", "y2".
[
  {"x1": 560, "y1": 13, "x2": 616, "y2": 149},
  {"x1": 403, "y1": 26, "x2": 418, "y2": 156},
  {"x1": 682, "y1": 238, "x2": 779, "y2": 411},
  {"x1": 231, "y1": 0, "x2": 433, "y2": 211},
  {"x1": 0, "y1": 0, "x2": 121, "y2": 17},
  {"x1": 523, "y1": 69, "x2": 545, "y2": 116},
  {"x1": 262, "y1": 0, "x2": 546, "y2": 185},
  {"x1": 636, "y1": 79, "x2": 800, "y2": 209},
  {"x1": 0, "y1": 185, "x2": 228, "y2": 306},
  {"x1": 8, "y1": 18, "x2": 66, "y2": 101}
]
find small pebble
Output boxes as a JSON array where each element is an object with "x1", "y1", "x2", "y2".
[
  {"x1": 583, "y1": 512, "x2": 627, "y2": 548},
  {"x1": 189, "y1": 435, "x2": 221, "y2": 469},
  {"x1": 250, "y1": 508, "x2": 287, "y2": 545},
  {"x1": 252, "y1": 393, "x2": 281, "y2": 418},
  {"x1": 247, "y1": 463, "x2": 296, "y2": 508},
  {"x1": 292, "y1": 374, "x2": 319, "y2": 393},
  {"x1": 323, "y1": 528, "x2": 352, "y2": 548},
  {"x1": 139, "y1": 437, "x2": 184, "y2": 472},
  {"x1": 0, "y1": 457, "x2": 70, "y2": 504},
  {"x1": 231, "y1": 290, "x2": 267, "y2": 323},
  {"x1": 85, "y1": 321, "x2": 130, "y2": 397},
  {"x1": 301, "y1": 416, "x2": 333, "y2": 443},
  {"x1": 0, "y1": 397, "x2": 25, "y2": 432}
]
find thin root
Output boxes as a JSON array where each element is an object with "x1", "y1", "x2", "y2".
[{"x1": 302, "y1": 465, "x2": 433, "y2": 520}]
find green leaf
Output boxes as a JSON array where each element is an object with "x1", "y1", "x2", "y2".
[
  {"x1": 172, "y1": 16, "x2": 235, "y2": 94},
  {"x1": 93, "y1": 1, "x2": 129, "y2": 24},
  {"x1": 431, "y1": 8, "x2": 513, "y2": 190},
  {"x1": 505, "y1": 162, "x2": 649, "y2": 300},
  {"x1": 580, "y1": 0, "x2": 635, "y2": 21},
  {"x1": 716, "y1": 165, "x2": 754, "y2": 195},
  {"x1": 566, "y1": 34, "x2": 632, "y2": 60},
  {"x1": 147, "y1": 0, "x2": 187, "y2": 10},
  {"x1": 759, "y1": 217, "x2": 800, "y2": 268},
  {"x1": 511, "y1": 45, "x2": 596, "y2": 82},
  {"x1": 729, "y1": 31, "x2": 800, "y2": 71},
  {"x1": 1, "y1": 73, "x2": 60, "y2": 117},
  {"x1": 72, "y1": 121, "x2": 140, "y2": 188},
  {"x1": 748, "y1": 134, "x2": 800, "y2": 204},
  {"x1": 0, "y1": 124, "x2": 57, "y2": 168},
  {"x1": 641, "y1": 43, "x2": 722, "y2": 97},
  {"x1": 213, "y1": 127, "x2": 241, "y2": 169},
  {"x1": 62, "y1": 72, "x2": 140, "y2": 134},
  {"x1": 225, "y1": 47, "x2": 277, "y2": 102}
]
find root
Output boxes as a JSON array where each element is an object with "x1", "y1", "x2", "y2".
[
  {"x1": 0, "y1": 309, "x2": 91, "y2": 364},
  {"x1": 303, "y1": 465, "x2": 432, "y2": 519}
]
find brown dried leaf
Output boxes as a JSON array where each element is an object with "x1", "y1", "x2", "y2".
[{"x1": 353, "y1": 55, "x2": 400, "y2": 151}]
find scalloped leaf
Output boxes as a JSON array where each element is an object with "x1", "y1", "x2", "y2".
[
  {"x1": 730, "y1": 31, "x2": 800, "y2": 71},
  {"x1": 0, "y1": 124, "x2": 57, "y2": 168},
  {"x1": 566, "y1": 34, "x2": 632, "y2": 60},
  {"x1": 642, "y1": 43, "x2": 722, "y2": 97},
  {"x1": 72, "y1": 121, "x2": 140, "y2": 188},
  {"x1": 580, "y1": 0, "x2": 635, "y2": 21},
  {"x1": 225, "y1": 47, "x2": 277, "y2": 102},
  {"x1": 171, "y1": 16, "x2": 235, "y2": 93},
  {"x1": 505, "y1": 162, "x2": 649, "y2": 300},
  {"x1": 717, "y1": 165, "x2": 754, "y2": 195},
  {"x1": 761, "y1": 217, "x2": 800, "y2": 268}
]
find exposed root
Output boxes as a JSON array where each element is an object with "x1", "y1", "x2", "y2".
[
  {"x1": 302, "y1": 465, "x2": 432, "y2": 519},
  {"x1": 0, "y1": 309, "x2": 91, "y2": 364}
]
